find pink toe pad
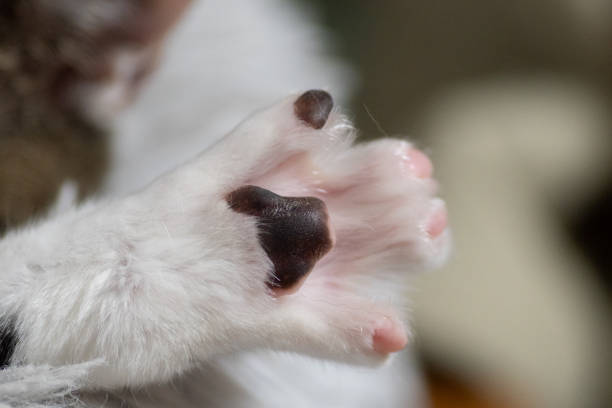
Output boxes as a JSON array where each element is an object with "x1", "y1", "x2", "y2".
[
  {"x1": 373, "y1": 317, "x2": 408, "y2": 354},
  {"x1": 427, "y1": 206, "x2": 448, "y2": 238},
  {"x1": 406, "y1": 148, "x2": 433, "y2": 179}
]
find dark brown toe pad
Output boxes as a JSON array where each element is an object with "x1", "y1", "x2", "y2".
[
  {"x1": 294, "y1": 90, "x2": 333, "y2": 129},
  {"x1": 226, "y1": 185, "x2": 333, "y2": 290}
]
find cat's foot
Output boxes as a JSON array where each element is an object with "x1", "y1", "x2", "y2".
[
  {"x1": 203, "y1": 90, "x2": 450, "y2": 364},
  {"x1": 12, "y1": 91, "x2": 449, "y2": 389}
]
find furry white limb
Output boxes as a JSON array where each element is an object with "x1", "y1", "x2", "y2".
[
  {"x1": 0, "y1": 92, "x2": 449, "y2": 404},
  {"x1": 0, "y1": 361, "x2": 100, "y2": 408}
]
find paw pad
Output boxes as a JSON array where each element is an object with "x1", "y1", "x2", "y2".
[
  {"x1": 372, "y1": 316, "x2": 408, "y2": 354},
  {"x1": 227, "y1": 185, "x2": 333, "y2": 292},
  {"x1": 405, "y1": 148, "x2": 433, "y2": 179},
  {"x1": 294, "y1": 90, "x2": 334, "y2": 129}
]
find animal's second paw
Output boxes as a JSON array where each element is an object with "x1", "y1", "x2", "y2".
[{"x1": 210, "y1": 90, "x2": 450, "y2": 364}]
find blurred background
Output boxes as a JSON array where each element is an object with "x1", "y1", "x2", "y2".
[
  {"x1": 3, "y1": 0, "x2": 610, "y2": 406},
  {"x1": 297, "y1": 1, "x2": 612, "y2": 407}
]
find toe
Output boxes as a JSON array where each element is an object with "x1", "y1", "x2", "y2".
[
  {"x1": 372, "y1": 316, "x2": 408, "y2": 354},
  {"x1": 426, "y1": 202, "x2": 448, "y2": 238},
  {"x1": 405, "y1": 148, "x2": 433, "y2": 179}
]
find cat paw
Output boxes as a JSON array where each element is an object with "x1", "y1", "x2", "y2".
[
  {"x1": 9, "y1": 91, "x2": 449, "y2": 388},
  {"x1": 211, "y1": 90, "x2": 450, "y2": 363}
]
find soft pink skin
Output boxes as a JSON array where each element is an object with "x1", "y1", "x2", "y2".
[
  {"x1": 271, "y1": 147, "x2": 445, "y2": 296},
  {"x1": 261, "y1": 137, "x2": 448, "y2": 357}
]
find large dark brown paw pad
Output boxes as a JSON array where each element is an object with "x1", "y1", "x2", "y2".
[{"x1": 226, "y1": 185, "x2": 333, "y2": 292}]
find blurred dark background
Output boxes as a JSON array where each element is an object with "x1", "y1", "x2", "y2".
[{"x1": 298, "y1": 1, "x2": 612, "y2": 407}]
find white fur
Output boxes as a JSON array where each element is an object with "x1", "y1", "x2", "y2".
[
  {"x1": 0, "y1": 361, "x2": 101, "y2": 408},
  {"x1": 0, "y1": 1, "x2": 449, "y2": 406},
  {"x1": 81, "y1": 352, "x2": 425, "y2": 408}
]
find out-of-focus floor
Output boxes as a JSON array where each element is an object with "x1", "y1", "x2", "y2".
[
  {"x1": 306, "y1": 0, "x2": 612, "y2": 407},
  {"x1": 425, "y1": 364, "x2": 517, "y2": 408}
]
